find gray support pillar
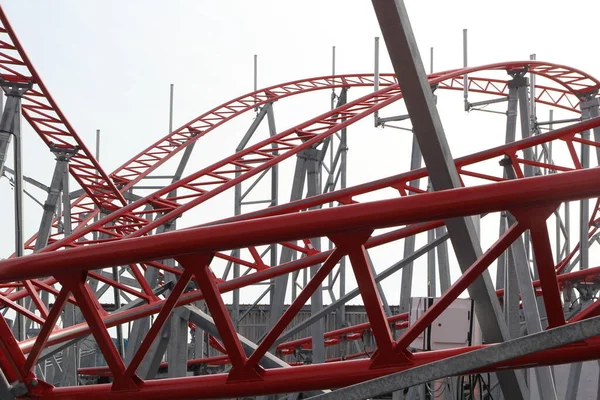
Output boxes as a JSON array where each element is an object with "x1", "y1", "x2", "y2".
[
  {"x1": 138, "y1": 322, "x2": 171, "y2": 379},
  {"x1": 508, "y1": 216, "x2": 557, "y2": 400},
  {"x1": 435, "y1": 226, "x2": 451, "y2": 294},
  {"x1": 578, "y1": 94, "x2": 598, "y2": 271},
  {"x1": 505, "y1": 247, "x2": 521, "y2": 340},
  {"x1": 27, "y1": 148, "x2": 76, "y2": 338},
  {"x1": 268, "y1": 151, "x2": 308, "y2": 328},
  {"x1": 0, "y1": 128, "x2": 10, "y2": 177},
  {"x1": 372, "y1": 2, "x2": 527, "y2": 397},
  {"x1": 426, "y1": 191, "x2": 436, "y2": 298},
  {"x1": 12, "y1": 101, "x2": 23, "y2": 259},
  {"x1": 266, "y1": 102, "x2": 279, "y2": 267},
  {"x1": 566, "y1": 95, "x2": 599, "y2": 394},
  {"x1": 337, "y1": 88, "x2": 348, "y2": 329},
  {"x1": 232, "y1": 105, "x2": 270, "y2": 328},
  {"x1": 167, "y1": 311, "x2": 189, "y2": 378},
  {"x1": 59, "y1": 162, "x2": 79, "y2": 387},
  {"x1": 565, "y1": 362, "x2": 583, "y2": 400},
  {"x1": 234, "y1": 105, "x2": 264, "y2": 325},
  {"x1": 126, "y1": 138, "x2": 199, "y2": 377},
  {"x1": 34, "y1": 150, "x2": 74, "y2": 251},
  {"x1": 398, "y1": 137, "x2": 421, "y2": 317},
  {"x1": 306, "y1": 151, "x2": 325, "y2": 364},
  {"x1": 497, "y1": 84, "x2": 519, "y2": 291},
  {"x1": 515, "y1": 74, "x2": 536, "y2": 275},
  {"x1": 0, "y1": 84, "x2": 23, "y2": 177},
  {"x1": 59, "y1": 304, "x2": 78, "y2": 386}
]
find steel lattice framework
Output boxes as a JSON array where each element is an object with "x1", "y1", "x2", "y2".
[{"x1": 2, "y1": 1, "x2": 600, "y2": 399}]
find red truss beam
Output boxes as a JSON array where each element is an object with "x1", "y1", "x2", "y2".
[
  {"x1": 6, "y1": 115, "x2": 600, "y2": 356},
  {"x1": 0, "y1": 6, "x2": 126, "y2": 212},
  {"x1": 32, "y1": 64, "x2": 600, "y2": 256},
  {"x1": 2, "y1": 164, "x2": 600, "y2": 398},
  {"x1": 6, "y1": 70, "x2": 600, "y2": 336},
  {"x1": 17, "y1": 62, "x2": 598, "y2": 251},
  {"x1": 3, "y1": 60, "x2": 596, "y2": 324}
]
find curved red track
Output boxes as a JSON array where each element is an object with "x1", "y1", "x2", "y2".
[{"x1": 2, "y1": 4, "x2": 600, "y2": 399}]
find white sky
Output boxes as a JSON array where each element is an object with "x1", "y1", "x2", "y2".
[{"x1": 1, "y1": 0, "x2": 599, "y2": 306}]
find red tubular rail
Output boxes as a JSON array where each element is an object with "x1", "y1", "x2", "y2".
[{"x1": 2, "y1": 166, "x2": 600, "y2": 284}]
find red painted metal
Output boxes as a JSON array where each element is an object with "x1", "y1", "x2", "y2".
[
  {"x1": 3, "y1": 4, "x2": 600, "y2": 393},
  {"x1": 0, "y1": 6, "x2": 126, "y2": 213},
  {"x1": 1, "y1": 164, "x2": 600, "y2": 398},
  {"x1": 332, "y1": 232, "x2": 401, "y2": 366},
  {"x1": 385, "y1": 223, "x2": 526, "y2": 360},
  {"x1": 0, "y1": 116, "x2": 597, "y2": 361},
  {"x1": 1, "y1": 63, "x2": 597, "y2": 362},
  {"x1": 244, "y1": 248, "x2": 344, "y2": 371},
  {"x1": 120, "y1": 269, "x2": 193, "y2": 382},
  {"x1": 25, "y1": 339, "x2": 600, "y2": 399}
]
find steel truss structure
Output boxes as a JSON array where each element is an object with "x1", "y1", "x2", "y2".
[{"x1": 2, "y1": 0, "x2": 600, "y2": 399}]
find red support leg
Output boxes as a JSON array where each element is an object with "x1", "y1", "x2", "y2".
[
  {"x1": 389, "y1": 222, "x2": 526, "y2": 357},
  {"x1": 22, "y1": 280, "x2": 49, "y2": 319},
  {"x1": 59, "y1": 272, "x2": 140, "y2": 391},
  {"x1": 0, "y1": 314, "x2": 29, "y2": 384},
  {"x1": 331, "y1": 230, "x2": 404, "y2": 367},
  {"x1": 244, "y1": 248, "x2": 345, "y2": 371},
  {"x1": 176, "y1": 253, "x2": 260, "y2": 380},
  {"x1": 522, "y1": 207, "x2": 566, "y2": 328},
  {"x1": 23, "y1": 285, "x2": 70, "y2": 373}
]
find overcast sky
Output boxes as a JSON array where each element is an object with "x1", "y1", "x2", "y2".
[{"x1": 1, "y1": 1, "x2": 599, "y2": 304}]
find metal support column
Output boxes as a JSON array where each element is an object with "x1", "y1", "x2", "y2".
[
  {"x1": 306, "y1": 154, "x2": 325, "y2": 363},
  {"x1": 508, "y1": 213, "x2": 557, "y2": 399},
  {"x1": 34, "y1": 148, "x2": 76, "y2": 250},
  {"x1": 371, "y1": 2, "x2": 528, "y2": 397},
  {"x1": 128, "y1": 133, "x2": 199, "y2": 378},
  {"x1": 564, "y1": 93, "x2": 600, "y2": 399},
  {"x1": 398, "y1": 137, "x2": 421, "y2": 317}
]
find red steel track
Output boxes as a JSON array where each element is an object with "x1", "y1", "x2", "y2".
[{"x1": 2, "y1": 4, "x2": 600, "y2": 399}]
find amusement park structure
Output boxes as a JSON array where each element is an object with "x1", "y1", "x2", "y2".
[{"x1": 1, "y1": 1, "x2": 600, "y2": 399}]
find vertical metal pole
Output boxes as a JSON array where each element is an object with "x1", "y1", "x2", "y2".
[
  {"x1": 426, "y1": 182, "x2": 436, "y2": 299},
  {"x1": 95, "y1": 129, "x2": 100, "y2": 161},
  {"x1": 398, "y1": 138, "x2": 421, "y2": 317},
  {"x1": 332, "y1": 46, "x2": 336, "y2": 76},
  {"x1": 169, "y1": 84, "x2": 174, "y2": 133},
  {"x1": 579, "y1": 99, "x2": 592, "y2": 270},
  {"x1": 13, "y1": 103, "x2": 23, "y2": 258},
  {"x1": 62, "y1": 157, "x2": 72, "y2": 237},
  {"x1": 463, "y1": 28, "x2": 469, "y2": 111},
  {"x1": 306, "y1": 157, "x2": 324, "y2": 364},
  {"x1": 338, "y1": 89, "x2": 348, "y2": 328},
  {"x1": 374, "y1": 37, "x2": 380, "y2": 127},
  {"x1": 497, "y1": 80, "x2": 518, "y2": 291},
  {"x1": 12, "y1": 99, "x2": 25, "y2": 343},
  {"x1": 436, "y1": 225, "x2": 451, "y2": 293},
  {"x1": 266, "y1": 104, "x2": 279, "y2": 270},
  {"x1": 60, "y1": 158, "x2": 78, "y2": 387},
  {"x1": 429, "y1": 47, "x2": 433, "y2": 74},
  {"x1": 331, "y1": 45, "x2": 336, "y2": 111},
  {"x1": 427, "y1": 227, "x2": 436, "y2": 298},
  {"x1": 233, "y1": 177, "x2": 241, "y2": 330},
  {"x1": 529, "y1": 54, "x2": 536, "y2": 120},
  {"x1": 93, "y1": 129, "x2": 100, "y2": 241},
  {"x1": 254, "y1": 54, "x2": 258, "y2": 112}
]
